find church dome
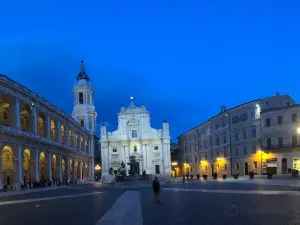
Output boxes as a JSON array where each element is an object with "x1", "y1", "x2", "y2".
[{"x1": 77, "y1": 60, "x2": 90, "y2": 81}]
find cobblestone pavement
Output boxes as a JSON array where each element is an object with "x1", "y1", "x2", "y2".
[{"x1": 0, "y1": 181, "x2": 299, "y2": 225}]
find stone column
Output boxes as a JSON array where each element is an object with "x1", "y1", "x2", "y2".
[
  {"x1": 65, "y1": 156, "x2": 70, "y2": 182},
  {"x1": 142, "y1": 144, "x2": 146, "y2": 174},
  {"x1": 46, "y1": 115, "x2": 51, "y2": 139},
  {"x1": 30, "y1": 149, "x2": 39, "y2": 182},
  {"x1": 12, "y1": 97, "x2": 21, "y2": 129},
  {"x1": 79, "y1": 161, "x2": 83, "y2": 182},
  {"x1": 65, "y1": 125, "x2": 69, "y2": 146},
  {"x1": 73, "y1": 130, "x2": 77, "y2": 149},
  {"x1": 73, "y1": 158, "x2": 77, "y2": 179},
  {"x1": 56, "y1": 154, "x2": 62, "y2": 182},
  {"x1": 56, "y1": 120, "x2": 61, "y2": 143},
  {"x1": 88, "y1": 161, "x2": 92, "y2": 179},
  {"x1": 48, "y1": 152, "x2": 52, "y2": 181},
  {"x1": 32, "y1": 107, "x2": 38, "y2": 135},
  {"x1": 146, "y1": 144, "x2": 152, "y2": 173},
  {"x1": 17, "y1": 145, "x2": 23, "y2": 187},
  {"x1": 91, "y1": 160, "x2": 94, "y2": 179}
]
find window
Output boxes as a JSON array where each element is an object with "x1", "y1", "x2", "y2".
[
  {"x1": 154, "y1": 146, "x2": 159, "y2": 150},
  {"x1": 204, "y1": 140, "x2": 207, "y2": 149},
  {"x1": 235, "y1": 132, "x2": 239, "y2": 141},
  {"x1": 240, "y1": 113, "x2": 248, "y2": 122},
  {"x1": 235, "y1": 148, "x2": 239, "y2": 156},
  {"x1": 278, "y1": 116, "x2": 282, "y2": 125},
  {"x1": 134, "y1": 146, "x2": 137, "y2": 152},
  {"x1": 267, "y1": 138, "x2": 271, "y2": 149},
  {"x1": 199, "y1": 141, "x2": 202, "y2": 150},
  {"x1": 216, "y1": 137, "x2": 220, "y2": 146},
  {"x1": 113, "y1": 148, "x2": 117, "y2": 153},
  {"x1": 79, "y1": 92, "x2": 84, "y2": 104},
  {"x1": 251, "y1": 111, "x2": 255, "y2": 120},
  {"x1": 209, "y1": 137, "x2": 213, "y2": 147},
  {"x1": 243, "y1": 130, "x2": 246, "y2": 140},
  {"x1": 292, "y1": 114, "x2": 297, "y2": 123},
  {"x1": 224, "y1": 147, "x2": 227, "y2": 157},
  {"x1": 265, "y1": 101, "x2": 268, "y2": 106},
  {"x1": 236, "y1": 163, "x2": 239, "y2": 170},
  {"x1": 266, "y1": 118, "x2": 271, "y2": 127},
  {"x1": 244, "y1": 146, "x2": 247, "y2": 155},
  {"x1": 215, "y1": 123, "x2": 219, "y2": 130},
  {"x1": 253, "y1": 161, "x2": 258, "y2": 169},
  {"x1": 222, "y1": 120, "x2": 226, "y2": 127},
  {"x1": 252, "y1": 144, "x2": 256, "y2": 154},
  {"x1": 132, "y1": 130, "x2": 137, "y2": 138},
  {"x1": 223, "y1": 135, "x2": 227, "y2": 144},
  {"x1": 79, "y1": 118, "x2": 84, "y2": 127},
  {"x1": 232, "y1": 116, "x2": 239, "y2": 124},
  {"x1": 225, "y1": 164, "x2": 227, "y2": 170},
  {"x1": 292, "y1": 135, "x2": 297, "y2": 147},
  {"x1": 278, "y1": 137, "x2": 283, "y2": 148},
  {"x1": 216, "y1": 151, "x2": 219, "y2": 157},
  {"x1": 210, "y1": 124, "x2": 212, "y2": 133},
  {"x1": 204, "y1": 152, "x2": 207, "y2": 160},
  {"x1": 195, "y1": 156, "x2": 197, "y2": 162},
  {"x1": 3, "y1": 112, "x2": 7, "y2": 120},
  {"x1": 252, "y1": 127, "x2": 256, "y2": 138}
]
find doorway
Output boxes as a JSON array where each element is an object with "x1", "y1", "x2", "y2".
[
  {"x1": 155, "y1": 165, "x2": 160, "y2": 174},
  {"x1": 244, "y1": 162, "x2": 248, "y2": 175},
  {"x1": 282, "y1": 158, "x2": 287, "y2": 174},
  {"x1": 211, "y1": 164, "x2": 214, "y2": 176}
]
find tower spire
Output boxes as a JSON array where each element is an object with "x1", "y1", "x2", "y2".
[{"x1": 77, "y1": 60, "x2": 90, "y2": 81}]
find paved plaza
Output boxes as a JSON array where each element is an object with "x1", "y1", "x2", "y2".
[{"x1": 0, "y1": 180, "x2": 300, "y2": 225}]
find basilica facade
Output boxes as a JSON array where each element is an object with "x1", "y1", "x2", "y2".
[
  {"x1": 0, "y1": 61, "x2": 97, "y2": 189},
  {"x1": 100, "y1": 98, "x2": 171, "y2": 177}
]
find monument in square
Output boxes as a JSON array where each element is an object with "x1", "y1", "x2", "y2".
[{"x1": 100, "y1": 97, "x2": 171, "y2": 179}]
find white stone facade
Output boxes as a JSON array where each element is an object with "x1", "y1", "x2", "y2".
[{"x1": 101, "y1": 98, "x2": 171, "y2": 177}]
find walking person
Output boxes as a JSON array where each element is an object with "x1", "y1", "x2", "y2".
[{"x1": 152, "y1": 177, "x2": 160, "y2": 203}]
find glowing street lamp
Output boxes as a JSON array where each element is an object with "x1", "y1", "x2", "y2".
[
  {"x1": 95, "y1": 165, "x2": 101, "y2": 170},
  {"x1": 171, "y1": 161, "x2": 178, "y2": 166},
  {"x1": 297, "y1": 127, "x2": 300, "y2": 134}
]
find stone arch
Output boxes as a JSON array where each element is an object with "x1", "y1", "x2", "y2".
[
  {"x1": 52, "y1": 154, "x2": 57, "y2": 179},
  {"x1": 61, "y1": 124, "x2": 65, "y2": 144},
  {"x1": 50, "y1": 119, "x2": 56, "y2": 141},
  {"x1": 20, "y1": 103, "x2": 32, "y2": 132},
  {"x1": 39, "y1": 152, "x2": 46, "y2": 180},
  {"x1": 79, "y1": 118, "x2": 84, "y2": 127},
  {"x1": 38, "y1": 112, "x2": 46, "y2": 137},
  {"x1": 0, "y1": 95, "x2": 13, "y2": 127},
  {"x1": 80, "y1": 137, "x2": 84, "y2": 151},
  {"x1": 69, "y1": 129, "x2": 73, "y2": 146},
  {"x1": 2, "y1": 145, "x2": 16, "y2": 185},
  {"x1": 23, "y1": 148, "x2": 31, "y2": 183}
]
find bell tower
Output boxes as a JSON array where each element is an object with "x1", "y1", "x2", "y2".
[{"x1": 72, "y1": 60, "x2": 97, "y2": 133}]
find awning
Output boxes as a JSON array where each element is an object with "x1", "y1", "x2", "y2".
[{"x1": 267, "y1": 162, "x2": 277, "y2": 168}]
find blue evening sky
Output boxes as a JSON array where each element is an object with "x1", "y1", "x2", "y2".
[{"x1": 1, "y1": 1, "x2": 300, "y2": 142}]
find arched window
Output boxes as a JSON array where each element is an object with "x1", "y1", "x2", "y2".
[
  {"x1": 79, "y1": 92, "x2": 84, "y2": 104},
  {"x1": 79, "y1": 118, "x2": 84, "y2": 127}
]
